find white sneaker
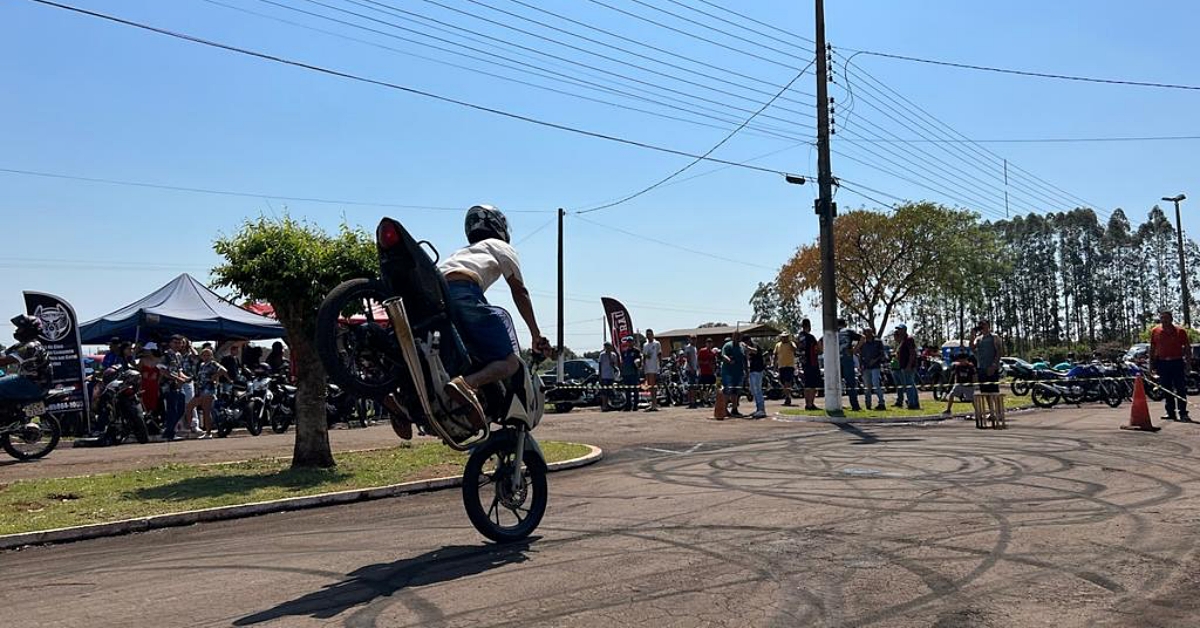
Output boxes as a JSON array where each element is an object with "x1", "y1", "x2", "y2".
[{"x1": 197, "y1": 432, "x2": 213, "y2": 440}]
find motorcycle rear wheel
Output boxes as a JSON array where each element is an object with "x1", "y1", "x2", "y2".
[
  {"x1": 316, "y1": 278, "x2": 405, "y2": 398},
  {"x1": 2, "y1": 414, "x2": 61, "y2": 461},
  {"x1": 1010, "y1": 379, "x2": 1031, "y2": 397},
  {"x1": 462, "y1": 433, "x2": 548, "y2": 543},
  {"x1": 1102, "y1": 381, "x2": 1122, "y2": 408},
  {"x1": 270, "y1": 411, "x2": 291, "y2": 434}
]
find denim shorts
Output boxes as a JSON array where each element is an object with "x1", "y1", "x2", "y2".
[{"x1": 447, "y1": 280, "x2": 519, "y2": 364}]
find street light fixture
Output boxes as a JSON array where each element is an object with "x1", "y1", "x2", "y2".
[{"x1": 1163, "y1": 194, "x2": 1190, "y2": 327}]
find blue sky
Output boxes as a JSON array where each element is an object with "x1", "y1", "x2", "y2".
[{"x1": 2, "y1": 0, "x2": 1197, "y2": 351}]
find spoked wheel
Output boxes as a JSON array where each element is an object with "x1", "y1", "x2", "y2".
[
  {"x1": 462, "y1": 433, "x2": 548, "y2": 543},
  {"x1": 316, "y1": 278, "x2": 405, "y2": 398},
  {"x1": 1031, "y1": 383, "x2": 1060, "y2": 409},
  {"x1": 2, "y1": 414, "x2": 61, "y2": 461},
  {"x1": 1011, "y1": 379, "x2": 1031, "y2": 397}
]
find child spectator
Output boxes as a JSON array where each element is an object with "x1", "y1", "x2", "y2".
[{"x1": 942, "y1": 352, "x2": 977, "y2": 417}]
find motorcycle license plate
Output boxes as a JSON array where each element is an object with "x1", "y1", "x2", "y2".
[{"x1": 23, "y1": 402, "x2": 46, "y2": 418}]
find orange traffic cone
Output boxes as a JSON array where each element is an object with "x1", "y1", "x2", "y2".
[
  {"x1": 1121, "y1": 375, "x2": 1161, "y2": 432},
  {"x1": 713, "y1": 388, "x2": 728, "y2": 420}
]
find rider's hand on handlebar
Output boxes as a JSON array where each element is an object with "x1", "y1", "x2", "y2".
[{"x1": 533, "y1": 336, "x2": 554, "y2": 359}]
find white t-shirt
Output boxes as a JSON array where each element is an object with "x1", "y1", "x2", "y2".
[
  {"x1": 642, "y1": 340, "x2": 662, "y2": 374},
  {"x1": 438, "y1": 239, "x2": 523, "y2": 290}
]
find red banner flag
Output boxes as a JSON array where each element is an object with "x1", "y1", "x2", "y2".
[{"x1": 601, "y1": 297, "x2": 634, "y2": 349}]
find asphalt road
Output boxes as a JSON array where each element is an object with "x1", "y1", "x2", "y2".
[{"x1": 5, "y1": 405, "x2": 1200, "y2": 627}]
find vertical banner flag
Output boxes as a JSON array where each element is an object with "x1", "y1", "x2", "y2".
[
  {"x1": 24, "y1": 292, "x2": 89, "y2": 421},
  {"x1": 601, "y1": 297, "x2": 634, "y2": 348}
]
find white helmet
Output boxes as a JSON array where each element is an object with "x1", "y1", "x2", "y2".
[{"x1": 464, "y1": 204, "x2": 510, "y2": 244}]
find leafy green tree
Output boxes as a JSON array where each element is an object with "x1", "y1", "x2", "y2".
[
  {"x1": 212, "y1": 216, "x2": 375, "y2": 468},
  {"x1": 750, "y1": 281, "x2": 806, "y2": 335},
  {"x1": 777, "y1": 201, "x2": 994, "y2": 336}
]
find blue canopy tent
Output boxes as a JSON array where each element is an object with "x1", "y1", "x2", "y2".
[{"x1": 80, "y1": 274, "x2": 284, "y2": 343}]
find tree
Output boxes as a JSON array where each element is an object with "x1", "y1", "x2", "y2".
[
  {"x1": 212, "y1": 216, "x2": 375, "y2": 468},
  {"x1": 750, "y1": 281, "x2": 806, "y2": 334},
  {"x1": 777, "y1": 202, "x2": 995, "y2": 336}
]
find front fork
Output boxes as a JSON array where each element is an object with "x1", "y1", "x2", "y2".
[{"x1": 510, "y1": 427, "x2": 527, "y2": 494}]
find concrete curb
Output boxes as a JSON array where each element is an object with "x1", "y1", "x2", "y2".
[
  {"x1": 0, "y1": 444, "x2": 602, "y2": 551},
  {"x1": 772, "y1": 407, "x2": 1037, "y2": 425}
]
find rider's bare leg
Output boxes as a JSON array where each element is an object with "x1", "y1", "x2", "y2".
[{"x1": 463, "y1": 354, "x2": 520, "y2": 390}]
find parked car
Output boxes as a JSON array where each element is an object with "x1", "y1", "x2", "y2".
[{"x1": 1124, "y1": 343, "x2": 1149, "y2": 362}]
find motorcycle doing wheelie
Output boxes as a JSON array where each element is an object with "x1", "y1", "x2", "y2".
[{"x1": 316, "y1": 217, "x2": 548, "y2": 543}]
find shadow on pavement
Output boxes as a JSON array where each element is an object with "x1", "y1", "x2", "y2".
[
  {"x1": 233, "y1": 541, "x2": 536, "y2": 625},
  {"x1": 128, "y1": 468, "x2": 353, "y2": 502}
]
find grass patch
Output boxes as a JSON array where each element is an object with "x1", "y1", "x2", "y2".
[
  {"x1": 780, "y1": 394, "x2": 1032, "y2": 419},
  {"x1": 0, "y1": 441, "x2": 591, "y2": 536}
]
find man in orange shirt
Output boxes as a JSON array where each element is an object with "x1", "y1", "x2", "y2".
[{"x1": 1150, "y1": 308, "x2": 1191, "y2": 422}]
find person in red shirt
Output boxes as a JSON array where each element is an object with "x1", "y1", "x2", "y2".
[
  {"x1": 1150, "y1": 308, "x2": 1191, "y2": 421},
  {"x1": 697, "y1": 337, "x2": 718, "y2": 388},
  {"x1": 137, "y1": 347, "x2": 162, "y2": 424}
]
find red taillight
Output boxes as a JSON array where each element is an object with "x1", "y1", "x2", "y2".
[{"x1": 377, "y1": 220, "x2": 402, "y2": 250}]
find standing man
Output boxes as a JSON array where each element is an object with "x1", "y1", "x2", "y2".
[
  {"x1": 597, "y1": 341, "x2": 620, "y2": 411},
  {"x1": 745, "y1": 337, "x2": 767, "y2": 418},
  {"x1": 642, "y1": 329, "x2": 662, "y2": 412},
  {"x1": 971, "y1": 319, "x2": 1006, "y2": 395},
  {"x1": 797, "y1": 319, "x2": 821, "y2": 411},
  {"x1": 894, "y1": 325, "x2": 920, "y2": 410},
  {"x1": 721, "y1": 331, "x2": 746, "y2": 418},
  {"x1": 774, "y1": 332, "x2": 797, "y2": 406},
  {"x1": 697, "y1": 337, "x2": 718, "y2": 406},
  {"x1": 857, "y1": 328, "x2": 887, "y2": 410},
  {"x1": 837, "y1": 319, "x2": 863, "y2": 412},
  {"x1": 1150, "y1": 309, "x2": 1191, "y2": 422},
  {"x1": 682, "y1": 335, "x2": 699, "y2": 408},
  {"x1": 620, "y1": 336, "x2": 641, "y2": 412}
]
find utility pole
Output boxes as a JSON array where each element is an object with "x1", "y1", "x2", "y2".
[
  {"x1": 556, "y1": 207, "x2": 566, "y2": 383},
  {"x1": 1164, "y1": 194, "x2": 1190, "y2": 327},
  {"x1": 1003, "y1": 159, "x2": 1010, "y2": 219},
  {"x1": 814, "y1": 0, "x2": 841, "y2": 413}
]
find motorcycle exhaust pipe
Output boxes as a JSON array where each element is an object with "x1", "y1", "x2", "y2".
[{"x1": 383, "y1": 298, "x2": 436, "y2": 424}]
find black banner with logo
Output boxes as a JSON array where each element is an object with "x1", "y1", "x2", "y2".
[
  {"x1": 601, "y1": 297, "x2": 634, "y2": 349},
  {"x1": 24, "y1": 292, "x2": 89, "y2": 425}
]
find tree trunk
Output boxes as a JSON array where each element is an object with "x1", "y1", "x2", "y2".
[{"x1": 283, "y1": 317, "x2": 335, "y2": 469}]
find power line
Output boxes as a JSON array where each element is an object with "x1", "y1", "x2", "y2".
[
  {"x1": 0, "y1": 166, "x2": 527, "y2": 212},
  {"x1": 573, "y1": 215, "x2": 775, "y2": 271},
  {"x1": 22, "y1": 0, "x2": 800, "y2": 179},
  {"x1": 839, "y1": 53, "x2": 1107, "y2": 215},
  {"x1": 577, "y1": 56, "x2": 817, "y2": 214},
  {"x1": 203, "y1": 0, "x2": 802, "y2": 142},
  {"x1": 582, "y1": 0, "x2": 802, "y2": 70},
  {"x1": 844, "y1": 48, "x2": 1200, "y2": 91},
  {"x1": 326, "y1": 0, "x2": 816, "y2": 134},
  {"x1": 836, "y1": 134, "x2": 1200, "y2": 144}
]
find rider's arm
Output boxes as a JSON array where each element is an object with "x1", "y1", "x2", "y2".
[{"x1": 505, "y1": 274, "x2": 543, "y2": 351}]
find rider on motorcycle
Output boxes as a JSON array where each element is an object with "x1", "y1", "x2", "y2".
[
  {"x1": 0, "y1": 315, "x2": 53, "y2": 428},
  {"x1": 438, "y1": 205, "x2": 549, "y2": 427}
]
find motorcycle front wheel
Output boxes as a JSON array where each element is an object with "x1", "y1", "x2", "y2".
[
  {"x1": 245, "y1": 400, "x2": 264, "y2": 436},
  {"x1": 1011, "y1": 379, "x2": 1031, "y2": 397},
  {"x1": 125, "y1": 404, "x2": 150, "y2": 444},
  {"x1": 1031, "y1": 384, "x2": 1060, "y2": 409},
  {"x1": 2, "y1": 414, "x2": 61, "y2": 461},
  {"x1": 270, "y1": 410, "x2": 291, "y2": 434},
  {"x1": 1102, "y1": 381, "x2": 1122, "y2": 408},
  {"x1": 462, "y1": 433, "x2": 548, "y2": 543}
]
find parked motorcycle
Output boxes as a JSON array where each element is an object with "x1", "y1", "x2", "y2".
[
  {"x1": 316, "y1": 217, "x2": 548, "y2": 543},
  {"x1": 96, "y1": 365, "x2": 150, "y2": 445},
  {"x1": 212, "y1": 379, "x2": 263, "y2": 438},
  {"x1": 0, "y1": 386, "x2": 68, "y2": 460},
  {"x1": 267, "y1": 372, "x2": 297, "y2": 433},
  {"x1": 1030, "y1": 363, "x2": 1122, "y2": 409}
]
